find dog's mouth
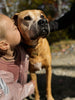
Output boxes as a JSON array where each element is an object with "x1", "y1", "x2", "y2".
[
  {"x1": 39, "y1": 26, "x2": 49, "y2": 38},
  {"x1": 28, "y1": 22, "x2": 50, "y2": 40},
  {"x1": 30, "y1": 26, "x2": 49, "y2": 40},
  {"x1": 30, "y1": 28, "x2": 48, "y2": 40},
  {"x1": 37, "y1": 18, "x2": 50, "y2": 38}
]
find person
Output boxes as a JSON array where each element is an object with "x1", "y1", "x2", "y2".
[
  {"x1": 0, "y1": 14, "x2": 35, "y2": 100},
  {"x1": 49, "y1": 3, "x2": 75, "y2": 32}
]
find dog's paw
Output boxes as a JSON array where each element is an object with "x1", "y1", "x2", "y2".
[
  {"x1": 47, "y1": 97, "x2": 54, "y2": 100},
  {"x1": 35, "y1": 95, "x2": 40, "y2": 100}
]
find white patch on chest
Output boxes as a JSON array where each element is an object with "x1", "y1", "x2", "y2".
[{"x1": 34, "y1": 62, "x2": 42, "y2": 71}]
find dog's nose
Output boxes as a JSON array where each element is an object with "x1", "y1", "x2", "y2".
[{"x1": 38, "y1": 19, "x2": 48, "y2": 26}]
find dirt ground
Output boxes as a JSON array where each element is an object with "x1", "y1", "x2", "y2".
[{"x1": 25, "y1": 40, "x2": 75, "y2": 100}]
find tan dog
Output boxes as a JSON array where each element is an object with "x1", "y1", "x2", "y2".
[{"x1": 13, "y1": 10, "x2": 54, "y2": 100}]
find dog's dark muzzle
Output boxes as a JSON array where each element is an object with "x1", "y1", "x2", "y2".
[{"x1": 38, "y1": 19, "x2": 49, "y2": 37}]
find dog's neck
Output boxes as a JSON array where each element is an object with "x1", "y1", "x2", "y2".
[
  {"x1": 21, "y1": 39, "x2": 39, "y2": 56},
  {"x1": 21, "y1": 35, "x2": 38, "y2": 47}
]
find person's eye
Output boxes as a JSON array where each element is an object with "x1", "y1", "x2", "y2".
[{"x1": 24, "y1": 16, "x2": 32, "y2": 20}]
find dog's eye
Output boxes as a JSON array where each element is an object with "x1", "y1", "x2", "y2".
[
  {"x1": 24, "y1": 16, "x2": 31, "y2": 20},
  {"x1": 40, "y1": 15, "x2": 44, "y2": 18}
]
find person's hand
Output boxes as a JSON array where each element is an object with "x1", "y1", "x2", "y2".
[{"x1": 0, "y1": 88, "x2": 4, "y2": 97}]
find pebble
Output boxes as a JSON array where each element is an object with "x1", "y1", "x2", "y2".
[{"x1": 63, "y1": 97, "x2": 75, "y2": 100}]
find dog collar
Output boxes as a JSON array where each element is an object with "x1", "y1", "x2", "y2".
[
  {"x1": 21, "y1": 42, "x2": 37, "y2": 49},
  {"x1": 21, "y1": 36, "x2": 37, "y2": 49}
]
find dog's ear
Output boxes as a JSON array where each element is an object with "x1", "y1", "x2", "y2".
[{"x1": 12, "y1": 13, "x2": 19, "y2": 26}]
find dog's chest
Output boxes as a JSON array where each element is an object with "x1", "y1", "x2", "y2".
[{"x1": 29, "y1": 50, "x2": 43, "y2": 71}]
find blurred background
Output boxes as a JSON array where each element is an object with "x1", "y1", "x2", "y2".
[{"x1": 0, "y1": 0, "x2": 75, "y2": 100}]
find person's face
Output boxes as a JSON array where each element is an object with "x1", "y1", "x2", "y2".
[{"x1": 3, "y1": 16, "x2": 21, "y2": 47}]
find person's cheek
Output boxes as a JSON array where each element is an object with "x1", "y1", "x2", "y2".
[{"x1": 16, "y1": 30, "x2": 21, "y2": 42}]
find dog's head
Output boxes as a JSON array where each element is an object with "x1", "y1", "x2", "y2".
[{"x1": 13, "y1": 10, "x2": 50, "y2": 46}]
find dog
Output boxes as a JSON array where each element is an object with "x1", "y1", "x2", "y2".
[{"x1": 13, "y1": 10, "x2": 54, "y2": 100}]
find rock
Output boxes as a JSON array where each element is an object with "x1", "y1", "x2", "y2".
[{"x1": 63, "y1": 97, "x2": 75, "y2": 100}]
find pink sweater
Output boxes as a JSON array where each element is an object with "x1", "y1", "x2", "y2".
[{"x1": 0, "y1": 45, "x2": 34, "y2": 100}]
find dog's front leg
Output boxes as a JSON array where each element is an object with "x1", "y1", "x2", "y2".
[
  {"x1": 30, "y1": 72, "x2": 40, "y2": 100},
  {"x1": 46, "y1": 66, "x2": 54, "y2": 100}
]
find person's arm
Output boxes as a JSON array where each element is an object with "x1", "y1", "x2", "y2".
[
  {"x1": 0, "y1": 78, "x2": 9, "y2": 95},
  {"x1": 19, "y1": 80, "x2": 35, "y2": 99},
  {"x1": 0, "y1": 78, "x2": 35, "y2": 100},
  {"x1": 50, "y1": 3, "x2": 75, "y2": 32}
]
